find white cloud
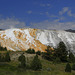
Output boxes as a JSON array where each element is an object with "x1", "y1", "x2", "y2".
[
  {"x1": 45, "y1": 12, "x2": 58, "y2": 18},
  {"x1": 49, "y1": 15, "x2": 58, "y2": 18},
  {"x1": 59, "y1": 7, "x2": 69, "y2": 15},
  {"x1": 27, "y1": 11, "x2": 32, "y2": 14},
  {"x1": 67, "y1": 10, "x2": 72, "y2": 16},
  {"x1": 54, "y1": 19, "x2": 60, "y2": 22},
  {"x1": 0, "y1": 17, "x2": 26, "y2": 29},
  {"x1": 40, "y1": 3, "x2": 50, "y2": 7},
  {"x1": 47, "y1": 4, "x2": 50, "y2": 6},
  {"x1": 45, "y1": 12, "x2": 49, "y2": 16},
  {"x1": 67, "y1": 10, "x2": 75, "y2": 17},
  {"x1": 59, "y1": 7, "x2": 75, "y2": 18},
  {"x1": 30, "y1": 19, "x2": 75, "y2": 30},
  {"x1": 40, "y1": 12, "x2": 44, "y2": 15},
  {"x1": 40, "y1": 4, "x2": 46, "y2": 7}
]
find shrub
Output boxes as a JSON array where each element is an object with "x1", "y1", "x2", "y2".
[
  {"x1": 18, "y1": 54, "x2": 26, "y2": 69},
  {"x1": 0, "y1": 46, "x2": 7, "y2": 51},
  {"x1": 72, "y1": 63, "x2": 75, "y2": 70},
  {"x1": 31, "y1": 49, "x2": 35, "y2": 54},
  {"x1": 69, "y1": 52, "x2": 75, "y2": 63},
  {"x1": 36, "y1": 51, "x2": 41, "y2": 55},
  {"x1": 65, "y1": 63, "x2": 71, "y2": 72},
  {"x1": 53, "y1": 57, "x2": 61, "y2": 64},
  {"x1": 30, "y1": 54, "x2": 42, "y2": 71},
  {"x1": 26, "y1": 48, "x2": 35, "y2": 54},
  {"x1": 54, "y1": 42, "x2": 68, "y2": 62},
  {"x1": 0, "y1": 53, "x2": 2, "y2": 62},
  {"x1": 5, "y1": 52, "x2": 11, "y2": 62},
  {"x1": 42, "y1": 46, "x2": 54, "y2": 61}
]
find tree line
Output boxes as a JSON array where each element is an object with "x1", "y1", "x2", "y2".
[
  {"x1": 0, "y1": 41, "x2": 75, "y2": 72},
  {"x1": 18, "y1": 54, "x2": 42, "y2": 71},
  {"x1": 25, "y1": 41, "x2": 75, "y2": 72},
  {"x1": 26, "y1": 41, "x2": 75, "y2": 63},
  {"x1": 41, "y1": 41, "x2": 75, "y2": 72},
  {"x1": 0, "y1": 52, "x2": 10, "y2": 62},
  {"x1": 0, "y1": 45, "x2": 7, "y2": 51}
]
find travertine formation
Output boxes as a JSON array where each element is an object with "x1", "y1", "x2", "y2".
[
  {"x1": 0, "y1": 28, "x2": 47, "y2": 52},
  {"x1": 0, "y1": 28, "x2": 75, "y2": 53}
]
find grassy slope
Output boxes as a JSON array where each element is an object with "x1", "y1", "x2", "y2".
[{"x1": 0, "y1": 51, "x2": 75, "y2": 75}]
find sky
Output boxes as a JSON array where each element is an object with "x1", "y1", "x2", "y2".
[{"x1": 0, "y1": 0, "x2": 75, "y2": 30}]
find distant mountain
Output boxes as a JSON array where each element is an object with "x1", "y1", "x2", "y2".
[
  {"x1": 65, "y1": 29, "x2": 75, "y2": 33},
  {"x1": 0, "y1": 29, "x2": 4, "y2": 31},
  {"x1": 0, "y1": 28, "x2": 75, "y2": 54}
]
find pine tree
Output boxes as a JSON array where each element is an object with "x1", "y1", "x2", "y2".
[
  {"x1": 55, "y1": 42, "x2": 68, "y2": 62},
  {"x1": 31, "y1": 49, "x2": 35, "y2": 54},
  {"x1": 53, "y1": 57, "x2": 61, "y2": 64},
  {"x1": 42, "y1": 46, "x2": 54, "y2": 61},
  {"x1": 36, "y1": 51, "x2": 41, "y2": 55},
  {"x1": 31, "y1": 54, "x2": 42, "y2": 71},
  {"x1": 18, "y1": 54, "x2": 26, "y2": 69},
  {"x1": 5, "y1": 52, "x2": 11, "y2": 62},
  {"x1": 65, "y1": 63, "x2": 71, "y2": 72},
  {"x1": 69, "y1": 52, "x2": 75, "y2": 63},
  {"x1": 72, "y1": 63, "x2": 75, "y2": 70},
  {"x1": 0, "y1": 53, "x2": 1, "y2": 62},
  {"x1": 0, "y1": 46, "x2": 7, "y2": 51},
  {"x1": 26, "y1": 48, "x2": 35, "y2": 54}
]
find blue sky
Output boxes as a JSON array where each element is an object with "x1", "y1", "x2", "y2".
[{"x1": 0, "y1": 0, "x2": 75, "y2": 30}]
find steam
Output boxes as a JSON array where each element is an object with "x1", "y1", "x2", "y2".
[
  {"x1": 10, "y1": 25, "x2": 15, "y2": 29},
  {"x1": 0, "y1": 17, "x2": 26, "y2": 29}
]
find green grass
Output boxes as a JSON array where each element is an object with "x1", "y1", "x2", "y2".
[
  {"x1": 0, "y1": 52, "x2": 74, "y2": 75},
  {"x1": 0, "y1": 61, "x2": 74, "y2": 75}
]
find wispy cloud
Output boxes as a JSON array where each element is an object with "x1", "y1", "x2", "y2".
[
  {"x1": 47, "y1": 4, "x2": 50, "y2": 6},
  {"x1": 59, "y1": 7, "x2": 75, "y2": 18},
  {"x1": 41, "y1": 11, "x2": 58, "y2": 18},
  {"x1": 30, "y1": 19, "x2": 75, "y2": 30},
  {"x1": 0, "y1": 17, "x2": 26, "y2": 29},
  {"x1": 59, "y1": 7, "x2": 69, "y2": 15},
  {"x1": 27, "y1": 11, "x2": 32, "y2": 14},
  {"x1": 40, "y1": 4, "x2": 46, "y2": 7},
  {"x1": 49, "y1": 15, "x2": 58, "y2": 18},
  {"x1": 67, "y1": 10, "x2": 75, "y2": 17},
  {"x1": 67, "y1": 10, "x2": 72, "y2": 16},
  {"x1": 40, "y1": 12, "x2": 44, "y2": 15},
  {"x1": 45, "y1": 11, "x2": 65, "y2": 21},
  {"x1": 40, "y1": 3, "x2": 50, "y2": 7}
]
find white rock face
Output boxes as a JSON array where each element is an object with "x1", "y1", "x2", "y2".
[
  {"x1": 36, "y1": 29, "x2": 75, "y2": 54},
  {"x1": 0, "y1": 28, "x2": 75, "y2": 53}
]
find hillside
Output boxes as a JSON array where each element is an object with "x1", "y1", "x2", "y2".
[
  {"x1": 0, "y1": 51, "x2": 74, "y2": 75},
  {"x1": 0, "y1": 28, "x2": 75, "y2": 53}
]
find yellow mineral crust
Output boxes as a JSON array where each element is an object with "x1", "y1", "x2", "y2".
[{"x1": 0, "y1": 28, "x2": 53, "y2": 52}]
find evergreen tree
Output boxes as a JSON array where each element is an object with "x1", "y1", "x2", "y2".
[
  {"x1": 36, "y1": 51, "x2": 41, "y2": 55},
  {"x1": 42, "y1": 46, "x2": 54, "y2": 61},
  {"x1": 18, "y1": 54, "x2": 26, "y2": 69},
  {"x1": 69, "y1": 52, "x2": 75, "y2": 63},
  {"x1": 65, "y1": 63, "x2": 71, "y2": 72},
  {"x1": 0, "y1": 53, "x2": 2, "y2": 62},
  {"x1": 4, "y1": 47, "x2": 7, "y2": 51},
  {"x1": 0, "y1": 53, "x2": 5, "y2": 62},
  {"x1": 2, "y1": 56, "x2": 5, "y2": 62},
  {"x1": 31, "y1": 54, "x2": 42, "y2": 71},
  {"x1": 26, "y1": 48, "x2": 35, "y2": 54},
  {"x1": 0, "y1": 46, "x2": 7, "y2": 51},
  {"x1": 31, "y1": 49, "x2": 35, "y2": 54},
  {"x1": 5, "y1": 52, "x2": 11, "y2": 62},
  {"x1": 26, "y1": 48, "x2": 31, "y2": 53},
  {"x1": 53, "y1": 57, "x2": 61, "y2": 64},
  {"x1": 54, "y1": 42, "x2": 68, "y2": 62},
  {"x1": 72, "y1": 63, "x2": 75, "y2": 70}
]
